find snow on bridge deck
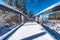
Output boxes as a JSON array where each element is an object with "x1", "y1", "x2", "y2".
[{"x1": 8, "y1": 21, "x2": 56, "y2": 40}]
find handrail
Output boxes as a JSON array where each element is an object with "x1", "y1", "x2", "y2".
[
  {"x1": 0, "y1": 2, "x2": 29, "y2": 20},
  {"x1": 35, "y1": 2, "x2": 60, "y2": 17},
  {"x1": 0, "y1": 22, "x2": 25, "y2": 40},
  {"x1": 0, "y1": 1, "x2": 29, "y2": 40}
]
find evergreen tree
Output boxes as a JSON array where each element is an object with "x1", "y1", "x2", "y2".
[{"x1": 27, "y1": 10, "x2": 34, "y2": 21}]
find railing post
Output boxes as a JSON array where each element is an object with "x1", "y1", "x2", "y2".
[
  {"x1": 37, "y1": 15, "x2": 40, "y2": 23},
  {"x1": 35, "y1": 16, "x2": 40, "y2": 23},
  {"x1": 21, "y1": 15, "x2": 25, "y2": 23},
  {"x1": 34, "y1": 17, "x2": 35, "y2": 21},
  {"x1": 42, "y1": 14, "x2": 43, "y2": 23},
  {"x1": 19, "y1": 14, "x2": 21, "y2": 24},
  {"x1": 35, "y1": 16, "x2": 37, "y2": 22}
]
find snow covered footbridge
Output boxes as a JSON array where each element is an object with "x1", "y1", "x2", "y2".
[
  {"x1": 0, "y1": 21, "x2": 56, "y2": 40},
  {"x1": 0, "y1": 1, "x2": 60, "y2": 40}
]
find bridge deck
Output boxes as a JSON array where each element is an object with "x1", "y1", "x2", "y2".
[{"x1": 8, "y1": 21, "x2": 56, "y2": 40}]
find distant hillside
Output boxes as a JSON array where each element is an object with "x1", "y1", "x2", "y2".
[{"x1": 48, "y1": 11, "x2": 60, "y2": 20}]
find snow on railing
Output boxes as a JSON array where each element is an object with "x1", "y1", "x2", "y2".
[
  {"x1": 0, "y1": 22, "x2": 25, "y2": 40},
  {"x1": 0, "y1": 1, "x2": 29, "y2": 19},
  {"x1": 42, "y1": 20, "x2": 60, "y2": 34},
  {"x1": 35, "y1": 2, "x2": 60, "y2": 16}
]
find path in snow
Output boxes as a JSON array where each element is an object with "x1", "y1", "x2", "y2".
[{"x1": 8, "y1": 21, "x2": 55, "y2": 40}]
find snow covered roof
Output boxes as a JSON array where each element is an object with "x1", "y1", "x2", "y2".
[{"x1": 35, "y1": 2, "x2": 60, "y2": 16}]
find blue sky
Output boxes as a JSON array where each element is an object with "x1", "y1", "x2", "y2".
[
  {"x1": 0, "y1": 0, "x2": 60, "y2": 17},
  {"x1": 26, "y1": 0, "x2": 60, "y2": 15}
]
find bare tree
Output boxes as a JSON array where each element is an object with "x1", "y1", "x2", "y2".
[
  {"x1": 5, "y1": 0, "x2": 12, "y2": 6},
  {"x1": 14, "y1": 0, "x2": 18, "y2": 8},
  {"x1": 20, "y1": 0, "x2": 27, "y2": 14},
  {"x1": 27, "y1": 10, "x2": 34, "y2": 21}
]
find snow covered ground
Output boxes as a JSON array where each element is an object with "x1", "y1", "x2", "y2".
[
  {"x1": 55, "y1": 23, "x2": 60, "y2": 34},
  {"x1": 43, "y1": 20, "x2": 60, "y2": 34},
  {"x1": 8, "y1": 21, "x2": 56, "y2": 40}
]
